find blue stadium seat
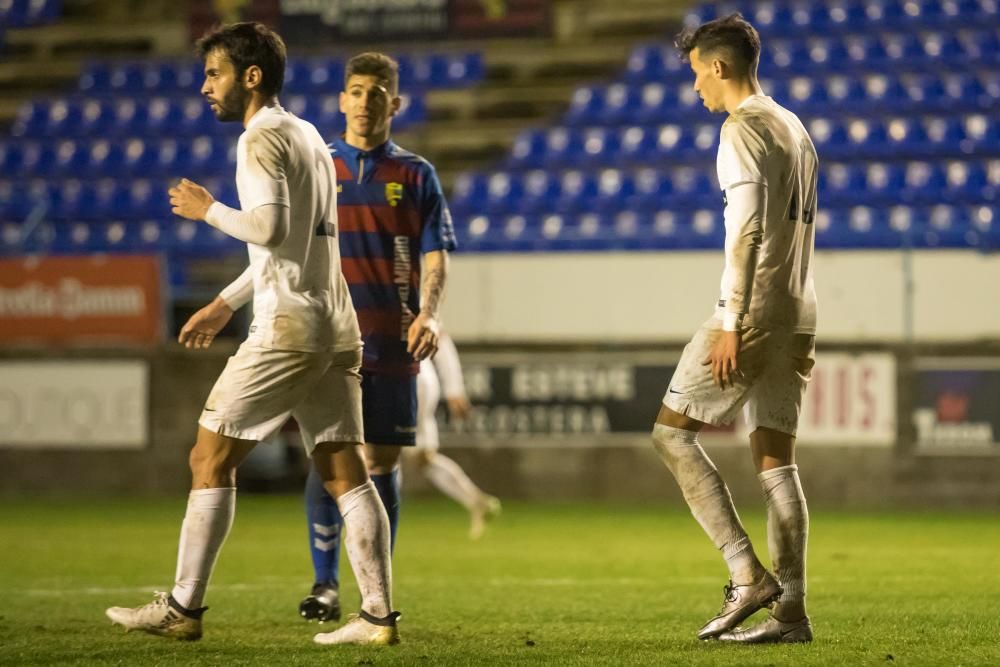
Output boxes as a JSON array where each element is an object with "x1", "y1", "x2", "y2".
[
  {"x1": 944, "y1": 160, "x2": 989, "y2": 200},
  {"x1": 669, "y1": 166, "x2": 716, "y2": 208},
  {"x1": 825, "y1": 75, "x2": 866, "y2": 109},
  {"x1": 449, "y1": 171, "x2": 487, "y2": 217},
  {"x1": 519, "y1": 169, "x2": 560, "y2": 214},
  {"x1": 112, "y1": 97, "x2": 149, "y2": 136},
  {"x1": 541, "y1": 127, "x2": 583, "y2": 168},
  {"x1": 820, "y1": 163, "x2": 866, "y2": 205},
  {"x1": 11, "y1": 99, "x2": 49, "y2": 137},
  {"x1": 636, "y1": 82, "x2": 673, "y2": 125},
  {"x1": 617, "y1": 125, "x2": 658, "y2": 165},
  {"x1": 595, "y1": 83, "x2": 640, "y2": 126},
  {"x1": 554, "y1": 170, "x2": 598, "y2": 213},
  {"x1": 962, "y1": 113, "x2": 999, "y2": 154},
  {"x1": 864, "y1": 162, "x2": 908, "y2": 203},
  {"x1": 904, "y1": 161, "x2": 948, "y2": 202},
  {"x1": 507, "y1": 129, "x2": 545, "y2": 168},
  {"x1": 805, "y1": 36, "x2": 849, "y2": 69},
  {"x1": 483, "y1": 172, "x2": 523, "y2": 215},
  {"x1": 566, "y1": 86, "x2": 602, "y2": 125},
  {"x1": 824, "y1": 0, "x2": 868, "y2": 32},
  {"x1": 579, "y1": 127, "x2": 620, "y2": 165},
  {"x1": 629, "y1": 167, "x2": 673, "y2": 211},
  {"x1": 594, "y1": 168, "x2": 634, "y2": 213},
  {"x1": 843, "y1": 35, "x2": 887, "y2": 67}
]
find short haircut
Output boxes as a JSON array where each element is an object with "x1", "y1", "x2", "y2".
[
  {"x1": 345, "y1": 52, "x2": 400, "y2": 96},
  {"x1": 196, "y1": 22, "x2": 287, "y2": 97},
  {"x1": 675, "y1": 13, "x2": 761, "y2": 71}
]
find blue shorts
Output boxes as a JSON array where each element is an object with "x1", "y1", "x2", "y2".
[{"x1": 361, "y1": 371, "x2": 418, "y2": 446}]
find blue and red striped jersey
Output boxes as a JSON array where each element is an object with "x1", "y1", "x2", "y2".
[{"x1": 329, "y1": 137, "x2": 457, "y2": 376}]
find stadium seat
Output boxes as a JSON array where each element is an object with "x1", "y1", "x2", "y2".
[
  {"x1": 541, "y1": 127, "x2": 583, "y2": 168},
  {"x1": 519, "y1": 169, "x2": 561, "y2": 214},
  {"x1": 864, "y1": 162, "x2": 908, "y2": 203},
  {"x1": 616, "y1": 125, "x2": 658, "y2": 165},
  {"x1": 565, "y1": 86, "x2": 603, "y2": 126},
  {"x1": 635, "y1": 82, "x2": 673, "y2": 125},
  {"x1": 507, "y1": 129, "x2": 545, "y2": 168},
  {"x1": 483, "y1": 171, "x2": 524, "y2": 215},
  {"x1": 579, "y1": 127, "x2": 620, "y2": 165},
  {"x1": 554, "y1": 170, "x2": 598, "y2": 213},
  {"x1": 628, "y1": 167, "x2": 674, "y2": 211},
  {"x1": 449, "y1": 171, "x2": 488, "y2": 218}
]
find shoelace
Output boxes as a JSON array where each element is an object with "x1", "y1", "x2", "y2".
[{"x1": 718, "y1": 581, "x2": 739, "y2": 612}]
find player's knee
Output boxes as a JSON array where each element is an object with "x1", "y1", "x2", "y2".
[
  {"x1": 364, "y1": 444, "x2": 402, "y2": 474},
  {"x1": 651, "y1": 423, "x2": 699, "y2": 470},
  {"x1": 188, "y1": 445, "x2": 235, "y2": 484}
]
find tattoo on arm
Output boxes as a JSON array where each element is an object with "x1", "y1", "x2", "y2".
[{"x1": 421, "y1": 252, "x2": 447, "y2": 317}]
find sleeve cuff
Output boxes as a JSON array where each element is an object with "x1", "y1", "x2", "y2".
[
  {"x1": 204, "y1": 200, "x2": 229, "y2": 227},
  {"x1": 722, "y1": 312, "x2": 744, "y2": 331}
]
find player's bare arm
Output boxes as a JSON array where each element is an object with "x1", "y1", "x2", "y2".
[
  {"x1": 407, "y1": 249, "x2": 447, "y2": 361},
  {"x1": 169, "y1": 178, "x2": 216, "y2": 220}
]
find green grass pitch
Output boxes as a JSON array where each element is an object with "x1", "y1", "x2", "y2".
[{"x1": 1, "y1": 496, "x2": 998, "y2": 665}]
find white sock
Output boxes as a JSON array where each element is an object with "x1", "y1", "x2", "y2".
[
  {"x1": 424, "y1": 453, "x2": 486, "y2": 511},
  {"x1": 171, "y1": 487, "x2": 236, "y2": 610},
  {"x1": 653, "y1": 423, "x2": 761, "y2": 584},
  {"x1": 338, "y1": 480, "x2": 392, "y2": 618},
  {"x1": 759, "y1": 464, "x2": 808, "y2": 604}
]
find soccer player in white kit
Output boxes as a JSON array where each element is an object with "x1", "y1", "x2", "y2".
[
  {"x1": 651, "y1": 14, "x2": 818, "y2": 644},
  {"x1": 104, "y1": 23, "x2": 399, "y2": 646},
  {"x1": 413, "y1": 331, "x2": 500, "y2": 539}
]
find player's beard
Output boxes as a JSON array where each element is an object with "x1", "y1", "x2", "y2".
[{"x1": 212, "y1": 85, "x2": 250, "y2": 122}]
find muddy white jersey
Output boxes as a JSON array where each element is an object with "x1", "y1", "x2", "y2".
[
  {"x1": 236, "y1": 104, "x2": 360, "y2": 352},
  {"x1": 715, "y1": 94, "x2": 818, "y2": 334}
]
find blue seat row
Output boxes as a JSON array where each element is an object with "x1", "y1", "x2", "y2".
[
  {"x1": 0, "y1": 0, "x2": 60, "y2": 27},
  {"x1": 626, "y1": 29, "x2": 1000, "y2": 84},
  {"x1": 506, "y1": 113, "x2": 998, "y2": 169},
  {"x1": 78, "y1": 52, "x2": 483, "y2": 95},
  {"x1": 450, "y1": 159, "x2": 998, "y2": 218},
  {"x1": 0, "y1": 176, "x2": 240, "y2": 222},
  {"x1": 572, "y1": 70, "x2": 1000, "y2": 126},
  {"x1": 10, "y1": 92, "x2": 424, "y2": 139},
  {"x1": 685, "y1": 0, "x2": 998, "y2": 37},
  {"x1": 1, "y1": 218, "x2": 242, "y2": 257},
  {"x1": 0, "y1": 136, "x2": 238, "y2": 179},
  {"x1": 449, "y1": 204, "x2": 998, "y2": 253}
]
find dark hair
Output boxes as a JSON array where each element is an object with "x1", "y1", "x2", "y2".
[
  {"x1": 675, "y1": 13, "x2": 761, "y2": 71},
  {"x1": 196, "y1": 22, "x2": 286, "y2": 97},
  {"x1": 345, "y1": 52, "x2": 400, "y2": 96}
]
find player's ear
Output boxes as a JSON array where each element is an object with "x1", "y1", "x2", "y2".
[
  {"x1": 244, "y1": 65, "x2": 263, "y2": 91},
  {"x1": 389, "y1": 95, "x2": 402, "y2": 118},
  {"x1": 339, "y1": 90, "x2": 349, "y2": 114},
  {"x1": 712, "y1": 58, "x2": 726, "y2": 79}
]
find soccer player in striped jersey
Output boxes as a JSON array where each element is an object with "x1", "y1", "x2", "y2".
[
  {"x1": 651, "y1": 14, "x2": 818, "y2": 644},
  {"x1": 302, "y1": 52, "x2": 457, "y2": 629}
]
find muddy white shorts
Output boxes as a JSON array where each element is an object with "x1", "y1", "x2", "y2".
[
  {"x1": 662, "y1": 317, "x2": 816, "y2": 437},
  {"x1": 199, "y1": 343, "x2": 364, "y2": 454}
]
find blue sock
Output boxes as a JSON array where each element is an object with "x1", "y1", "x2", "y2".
[
  {"x1": 371, "y1": 470, "x2": 401, "y2": 551},
  {"x1": 304, "y1": 467, "x2": 342, "y2": 587}
]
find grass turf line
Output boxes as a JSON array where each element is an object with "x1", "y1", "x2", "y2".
[{"x1": 1, "y1": 496, "x2": 998, "y2": 665}]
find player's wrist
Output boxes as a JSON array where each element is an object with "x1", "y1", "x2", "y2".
[{"x1": 722, "y1": 312, "x2": 744, "y2": 332}]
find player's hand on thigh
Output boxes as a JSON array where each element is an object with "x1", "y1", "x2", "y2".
[
  {"x1": 406, "y1": 312, "x2": 440, "y2": 361},
  {"x1": 703, "y1": 330, "x2": 742, "y2": 389},
  {"x1": 179, "y1": 297, "x2": 234, "y2": 349}
]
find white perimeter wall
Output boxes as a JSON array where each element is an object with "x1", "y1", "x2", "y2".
[{"x1": 442, "y1": 250, "x2": 998, "y2": 343}]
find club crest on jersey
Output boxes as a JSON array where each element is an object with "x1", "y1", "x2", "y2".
[{"x1": 385, "y1": 182, "x2": 403, "y2": 207}]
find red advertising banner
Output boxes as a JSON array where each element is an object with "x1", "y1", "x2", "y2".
[{"x1": 0, "y1": 255, "x2": 163, "y2": 345}]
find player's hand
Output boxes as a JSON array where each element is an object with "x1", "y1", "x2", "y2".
[
  {"x1": 703, "y1": 330, "x2": 741, "y2": 389},
  {"x1": 446, "y1": 396, "x2": 473, "y2": 420},
  {"x1": 179, "y1": 297, "x2": 234, "y2": 350},
  {"x1": 407, "y1": 312, "x2": 440, "y2": 361},
  {"x1": 169, "y1": 178, "x2": 215, "y2": 221}
]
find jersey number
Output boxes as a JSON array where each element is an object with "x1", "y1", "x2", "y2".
[{"x1": 788, "y1": 187, "x2": 814, "y2": 225}]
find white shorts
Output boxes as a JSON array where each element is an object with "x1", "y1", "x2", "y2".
[
  {"x1": 199, "y1": 344, "x2": 364, "y2": 455},
  {"x1": 662, "y1": 318, "x2": 816, "y2": 437},
  {"x1": 415, "y1": 358, "x2": 440, "y2": 451}
]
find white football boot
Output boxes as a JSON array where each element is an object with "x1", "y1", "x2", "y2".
[
  {"x1": 719, "y1": 614, "x2": 813, "y2": 643},
  {"x1": 313, "y1": 610, "x2": 401, "y2": 646},
  {"x1": 106, "y1": 591, "x2": 204, "y2": 641}
]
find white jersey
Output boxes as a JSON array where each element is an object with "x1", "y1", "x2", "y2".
[
  {"x1": 715, "y1": 94, "x2": 818, "y2": 334},
  {"x1": 235, "y1": 104, "x2": 360, "y2": 352}
]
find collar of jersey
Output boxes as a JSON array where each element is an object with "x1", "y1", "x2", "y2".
[
  {"x1": 246, "y1": 103, "x2": 284, "y2": 130},
  {"x1": 330, "y1": 137, "x2": 395, "y2": 162}
]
